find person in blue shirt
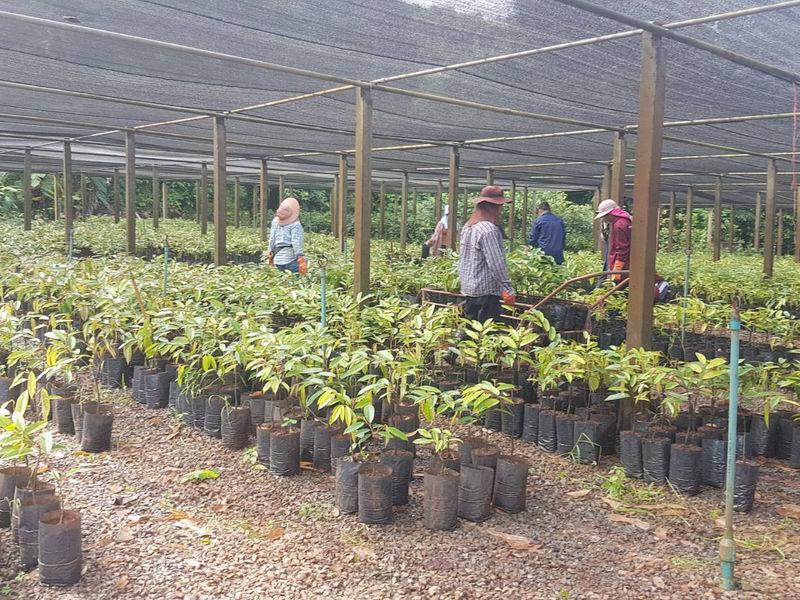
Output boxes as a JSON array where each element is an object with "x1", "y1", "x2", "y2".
[{"x1": 528, "y1": 202, "x2": 566, "y2": 264}]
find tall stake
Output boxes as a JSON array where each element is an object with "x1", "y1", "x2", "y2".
[
  {"x1": 234, "y1": 177, "x2": 241, "y2": 228},
  {"x1": 448, "y1": 147, "x2": 459, "y2": 250},
  {"x1": 754, "y1": 191, "x2": 762, "y2": 251},
  {"x1": 212, "y1": 115, "x2": 227, "y2": 266},
  {"x1": 112, "y1": 168, "x2": 120, "y2": 223},
  {"x1": 625, "y1": 31, "x2": 666, "y2": 352},
  {"x1": 712, "y1": 176, "x2": 722, "y2": 261},
  {"x1": 260, "y1": 159, "x2": 268, "y2": 241},
  {"x1": 763, "y1": 159, "x2": 777, "y2": 276},
  {"x1": 610, "y1": 132, "x2": 626, "y2": 204},
  {"x1": 379, "y1": 181, "x2": 387, "y2": 239},
  {"x1": 200, "y1": 162, "x2": 208, "y2": 235},
  {"x1": 719, "y1": 301, "x2": 740, "y2": 591},
  {"x1": 353, "y1": 86, "x2": 373, "y2": 297},
  {"x1": 152, "y1": 167, "x2": 160, "y2": 229},
  {"x1": 124, "y1": 132, "x2": 135, "y2": 254},
  {"x1": 507, "y1": 180, "x2": 516, "y2": 249},
  {"x1": 337, "y1": 155, "x2": 347, "y2": 252},
  {"x1": 400, "y1": 172, "x2": 409, "y2": 251},
  {"x1": 22, "y1": 148, "x2": 32, "y2": 231}
]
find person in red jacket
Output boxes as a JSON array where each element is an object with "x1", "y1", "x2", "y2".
[{"x1": 595, "y1": 199, "x2": 631, "y2": 283}]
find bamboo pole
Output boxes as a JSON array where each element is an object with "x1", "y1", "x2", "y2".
[
  {"x1": 448, "y1": 147, "x2": 459, "y2": 250},
  {"x1": 212, "y1": 115, "x2": 227, "y2": 266},
  {"x1": 763, "y1": 159, "x2": 777, "y2": 276},
  {"x1": 124, "y1": 132, "x2": 135, "y2": 254},
  {"x1": 380, "y1": 181, "x2": 387, "y2": 239},
  {"x1": 353, "y1": 86, "x2": 373, "y2": 296},
  {"x1": 234, "y1": 177, "x2": 241, "y2": 228},
  {"x1": 260, "y1": 159, "x2": 268, "y2": 242},
  {"x1": 22, "y1": 148, "x2": 31, "y2": 231},
  {"x1": 200, "y1": 162, "x2": 208, "y2": 235},
  {"x1": 152, "y1": 167, "x2": 160, "y2": 229},
  {"x1": 400, "y1": 172, "x2": 409, "y2": 251},
  {"x1": 754, "y1": 191, "x2": 762, "y2": 251}
]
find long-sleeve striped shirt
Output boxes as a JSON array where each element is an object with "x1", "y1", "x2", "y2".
[
  {"x1": 458, "y1": 221, "x2": 514, "y2": 297},
  {"x1": 268, "y1": 220, "x2": 304, "y2": 265}
]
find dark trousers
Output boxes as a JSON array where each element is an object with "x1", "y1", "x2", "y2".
[{"x1": 464, "y1": 295, "x2": 501, "y2": 323}]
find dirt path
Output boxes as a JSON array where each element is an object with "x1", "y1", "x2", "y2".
[{"x1": 2, "y1": 391, "x2": 798, "y2": 600}]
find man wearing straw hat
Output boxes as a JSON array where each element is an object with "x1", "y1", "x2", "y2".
[{"x1": 458, "y1": 185, "x2": 516, "y2": 322}]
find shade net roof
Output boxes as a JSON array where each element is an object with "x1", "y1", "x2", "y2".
[{"x1": 0, "y1": 0, "x2": 797, "y2": 206}]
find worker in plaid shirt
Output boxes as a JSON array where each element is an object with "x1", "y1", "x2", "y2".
[{"x1": 459, "y1": 185, "x2": 516, "y2": 322}]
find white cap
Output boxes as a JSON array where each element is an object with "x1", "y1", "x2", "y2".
[{"x1": 594, "y1": 198, "x2": 618, "y2": 220}]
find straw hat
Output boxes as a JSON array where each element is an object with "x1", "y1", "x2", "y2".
[
  {"x1": 594, "y1": 198, "x2": 618, "y2": 220},
  {"x1": 474, "y1": 185, "x2": 512, "y2": 205},
  {"x1": 276, "y1": 197, "x2": 300, "y2": 225}
]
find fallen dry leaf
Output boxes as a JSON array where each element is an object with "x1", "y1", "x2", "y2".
[
  {"x1": 601, "y1": 497, "x2": 624, "y2": 510},
  {"x1": 161, "y1": 510, "x2": 191, "y2": 522},
  {"x1": 186, "y1": 558, "x2": 201, "y2": 568},
  {"x1": 608, "y1": 514, "x2": 652, "y2": 531},
  {"x1": 210, "y1": 499, "x2": 230, "y2": 513},
  {"x1": 115, "y1": 526, "x2": 134, "y2": 542},
  {"x1": 113, "y1": 494, "x2": 140, "y2": 507},
  {"x1": 164, "y1": 425, "x2": 182, "y2": 441},
  {"x1": 109, "y1": 483, "x2": 124, "y2": 494},
  {"x1": 653, "y1": 526, "x2": 669, "y2": 540},
  {"x1": 264, "y1": 527, "x2": 284, "y2": 541},
  {"x1": 714, "y1": 517, "x2": 727, "y2": 529},
  {"x1": 566, "y1": 489, "x2": 591, "y2": 499},
  {"x1": 635, "y1": 503, "x2": 686, "y2": 512},
  {"x1": 174, "y1": 518, "x2": 210, "y2": 537},
  {"x1": 486, "y1": 529, "x2": 544, "y2": 552},
  {"x1": 776, "y1": 504, "x2": 800, "y2": 520},
  {"x1": 115, "y1": 575, "x2": 129, "y2": 591},
  {"x1": 652, "y1": 576, "x2": 666, "y2": 589},
  {"x1": 658, "y1": 509, "x2": 686, "y2": 517},
  {"x1": 351, "y1": 545, "x2": 377, "y2": 561},
  {"x1": 127, "y1": 514, "x2": 149, "y2": 524},
  {"x1": 331, "y1": 507, "x2": 341, "y2": 518}
]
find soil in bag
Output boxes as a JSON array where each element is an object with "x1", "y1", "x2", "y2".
[
  {"x1": 492, "y1": 455, "x2": 529, "y2": 514},
  {"x1": 38, "y1": 509, "x2": 82, "y2": 586},
  {"x1": 749, "y1": 414, "x2": 777, "y2": 457},
  {"x1": 168, "y1": 380, "x2": 181, "y2": 411},
  {"x1": 0, "y1": 466, "x2": 31, "y2": 528},
  {"x1": 335, "y1": 457, "x2": 360, "y2": 514},
  {"x1": 522, "y1": 404, "x2": 540, "y2": 444},
  {"x1": 726, "y1": 460, "x2": 760, "y2": 513},
  {"x1": 471, "y1": 445, "x2": 499, "y2": 477},
  {"x1": 313, "y1": 425, "x2": 334, "y2": 472},
  {"x1": 379, "y1": 450, "x2": 414, "y2": 506},
  {"x1": 642, "y1": 438, "x2": 671, "y2": 485},
  {"x1": 555, "y1": 413, "x2": 576, "y2": 455},
  {"x1": 573, "y1": 420, "x2": 601, "y2": 464},
  {"x1": 620, "y1": 431, "x2": 643, "y2": 478},
  {"x1": 668, "y1": 444, "x2": 702, "y2": 496},
  {"x1": 537, "y1": 410, "x2": 557, "y2": 453},
  {"x1": 203, "y1": 396, "x2": 225, "y2": 438},
  {"x1": 331, "y1": 433, "x2": 351, "y2": 461},
  {"x1": 483, "y1": 407, "x2": 501, "y2": 432},
  {"x1": 245, "y1": 394, "x2": 266, "y2": 436},
  {"x1": 53, "y1": 397, "x2": 76, "y2": 435},
  {"x1": 256, "y1": 423, "x2": 273, "y2": 466},
  {"x1": 429, "y1": 450, "x2": 460, "y2": 473},
  {"x1": 358, "y1": 462, "x2": 393, "y2": 525},
  {"x1": 81, "y1": 403, "x2": 113, "y2": 453},
  {"x1": 12, "y1": 482, "x2": 56, "y2": 543},
  {"x1": 458, "y1": 437, "x2": 486, "y2": 466},
  {"x1": 300, "y1": 419, "x2": 316, "y2": 463},
  {"x1": 221, "y1": 405, "x2": 251, "y2": 451},
  {"x1": 101, "y1": 357, "x2": 125, "y2": 389},
  {"x1": 791, "y1": 425, "x2": 800, "y2": 469},
  {"x1": 776, "y1": 415, "x2": 795, "y2": 460},
  {"x1": 423, "y1": 468, "x2": 459, "y2": 531},
  {"x1": 458, "y1": 464, "x2": 494, "y2": 522},
  {"x1": 18, "y1": 495, "x2": 61, "y2": 569},
  {"x1": 270, "y1": 428, "x2": 301, "y2": 476},
  {"x1": 701, "y1": 437, "x2": 727, "y2": 487},
  {"x1": 500, "y1": 401, "x2": 524, "y2": 438},
  {"x1": 144, "y1": 371, "x2": 171, "y2": 409}
]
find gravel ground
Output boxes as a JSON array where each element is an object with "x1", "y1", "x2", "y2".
[{"x1": 2, "y1": 390, "x2": 798, "y2": 600}]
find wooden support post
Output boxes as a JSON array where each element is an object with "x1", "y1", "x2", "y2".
[
  {"x1": 80, "y1": 172, "x2": 88, "y2": 218},
  {"x1": 777, "y1": 208, "x2": 784, "y2": 258},
  {"x1": 486, "y1": 169, "x2": 494, "y2": 185},
  {"x1": 213, "y1": 116, "x2": 227, "y2": 266},
  {"x1": 379, "y1": 181, "x2": 387, "y2": 239},
  {"x1": 592, "y1": 188, "x2": 601, "y2": 251},
  {"x1": 666, "y1": 192, "x2": 675, "y2": 251},
  {"x1": 194, "y1": 181, "x2": 200, "y2": 223},
  {"x1": 521, "y1": 186, "x2": 530, "y2": 244},
  {"x1": 124, "y1": 132, "x2": 135, "y2": 255},
  {"x1": 200, "y1": 162, "x2": 209, "y2": 235},
  {"x1": 754, "y1": 192, "x2": 762, "y2": 251},
  {"x1": 625, "y1": 31, "x2": 665, "y2": 351},
  {"x1": 22, "y1": 148, "x2": 32, "y2": 231},
  {"x1": 507, "y1": 180, "x2": 516, "y2": 249},
  {"x1": 411, "y1": 187, "x2": 417, "y2": 223},
  {"x1": 161, "y1": 181, "x2": 168, "y2": 220},
  {"x1": 260, "y1": 159, "x2": 269, "y2": 241},
  {"x1": 152, "y1": 167, "x2": 160, "y2": 229},
  {"x1": 278, "y1": 175, "x2": 285, "y2": 201},
  {"x1": 353, "y1": 85, "x2": 373, "y2": 297},
  {"x1": 433, "y1": 180, "x2": 442, "y2": 223},
  {"x1": 611, "y1": 132, "x2": 626, "y2": 204},
  {"x1": 400, "y1": 172, "x2": 409, "y2": 251},
  {"x1": 763, "y1": 159, "x2": 777, "y2": 276},
  {"x1": 706, "y1": 208, "x2": 714, "y2": 248},
  {"x1": 728, "y1": 201, "x2": 735, "y2": 251},
  {"x1": 685, "y1": 186, "x2": 694, "y2": 253},
  {"x1": 234, "y1": 177, "x2": 241, "y2": 228},
  {"x1": 330, "y1": 176, "x2": 338, "y2": 236},
  {"x1": 63, "y1": 142, "x2": 74, "y2": 244},
  {"x1": 461, "y1": 185, "x2": 468, "y2": 226},
  {"x1": 448, "y1": 147, "x2": 459, "y2": 250},
  {"x1": 53, "y1": 173, "x2": 60, "y2": 220},
  {"x1": 712, "y1": 176, "x2": 722, "y2": 261},
  {"x1": 251, "y1": 184, "x2": 258, "y2": 228},
  {"x1": 337, "y1": 156, "x2": 347, "y2": 252},
  {"x1": 795, "y1": 187, "x2": 800, "y2": 263}
]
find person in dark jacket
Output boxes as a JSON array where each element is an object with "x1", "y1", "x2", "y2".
[{"x1": 528, "y1": 202, "x2": 566, "y2": 264}]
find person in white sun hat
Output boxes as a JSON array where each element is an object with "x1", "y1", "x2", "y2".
[{"x1": 594, "y1": 198, "x2": 631, "y2": 283}]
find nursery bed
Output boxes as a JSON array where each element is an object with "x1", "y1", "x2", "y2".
[{"x1": 1, "y1": 391, "x2": 798, "y2": 600}]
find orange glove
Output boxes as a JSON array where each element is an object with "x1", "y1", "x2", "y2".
[
  {"x1": 268, "y1": 252, "x2": 274, "y2": 266},
  {"x1": 611, "y1": 259, "x2": 625, "y2": 283},
  {"x1": 297, "y1": 256, "x2": 308, "y2": 275},
  {"x1": 501, "y1": 291, "x2": 516, "y2": 307}
]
